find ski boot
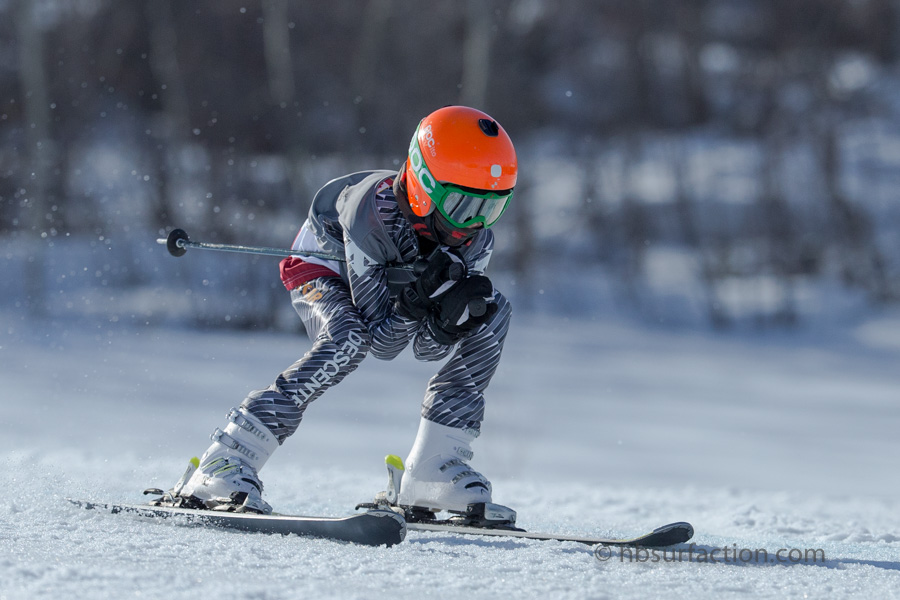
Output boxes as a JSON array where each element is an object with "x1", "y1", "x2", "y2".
[
  {"x1": 147, "y1": 407, "x2": 277, "y2": 514},
  {"x1": 357, "y1": 418, "x2": 520, "y2": 530}
]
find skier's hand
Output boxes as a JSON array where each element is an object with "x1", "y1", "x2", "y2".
[
  {"x1": 395, "y1": 250, "x2": 466, "y2": 319},
  {"x1": 426, "y1": 275, "x2": 498, "y2": 344},
  {"x1": 414, "y1": 249, "x2": 467, "y2": 301}
]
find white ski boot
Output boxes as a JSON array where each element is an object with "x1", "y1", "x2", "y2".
[
  {"x1": 397, "y1": 417, "x2": 492, "y2": 513},
  {"x1": 175, "y1": 407, "x2": 278, "y2": 514}
]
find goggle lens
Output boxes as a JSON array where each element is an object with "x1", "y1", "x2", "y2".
[{"x1": 440, "y1": 189, "x2": 512, "y2": 228}]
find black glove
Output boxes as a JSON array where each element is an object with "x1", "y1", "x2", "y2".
[
  {"x1": 426, "y1": 275, "x2": 498, "y2": 345},
  {"x1": 395, "y1": 250, "x2": 466, "y2": 320}
]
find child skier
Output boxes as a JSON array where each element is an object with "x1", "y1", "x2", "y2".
[{"x1": 166, "y1": 105, "x2": 517, "y2": 516}]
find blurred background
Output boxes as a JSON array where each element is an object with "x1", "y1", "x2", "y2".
[{"x1": 3, "y1": 0, "x2": 900, "y2": 332}]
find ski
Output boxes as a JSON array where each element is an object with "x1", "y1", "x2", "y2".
[
  {"x1": 405, "y1": 519, "x2": 694, "y2": 548},
  {"x1": 68, "y1": 499, "x2": 406, "y2": 547},
  {"x1": 356, "y1": 501, "x2": 693, "y2": 547},
  {"x1": 358, "y1": 455, "x2": 694, "y2": 548}
]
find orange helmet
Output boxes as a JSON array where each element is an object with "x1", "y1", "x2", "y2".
[{"x1": 405, "y1": 106, "x2": 517, "y2": 229}]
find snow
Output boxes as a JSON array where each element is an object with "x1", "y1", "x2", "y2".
[{"x1": 2, "y1": 310, "x2": 900, "y2": 598}]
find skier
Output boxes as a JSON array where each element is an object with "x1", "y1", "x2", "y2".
[{"x1": 168, "y1": 106, "x2": 516, "y2": 516}]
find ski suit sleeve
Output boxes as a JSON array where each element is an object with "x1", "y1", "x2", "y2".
[
  {"x1": 462, "y1": 230, "x2": 494, "y2": 276},
  {"x1": 344, "y1": 233, "x2": 420, "y2": 360}
]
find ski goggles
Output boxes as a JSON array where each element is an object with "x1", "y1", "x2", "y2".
[{"x1": 409, "y1": 128, "x2": 514, "y2": 229}]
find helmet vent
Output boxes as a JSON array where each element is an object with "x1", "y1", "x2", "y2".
[{"x1": 478, "y1": 119, "x2": 499, "y2": 137}]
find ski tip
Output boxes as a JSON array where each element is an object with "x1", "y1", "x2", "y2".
[
  {"x1": 653, "y1": 521, "x2": 695, "y2": 545},
  {"x1": 189, "y1": 456, "x2": 200, "y2": 468},
  {"x1": 657, "y1": 521, "x2": 694, "y2": 534}
]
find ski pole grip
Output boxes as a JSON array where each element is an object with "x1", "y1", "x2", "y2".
[{"x1": 445, "y1": 262, "x2": 465, "y2": 282}]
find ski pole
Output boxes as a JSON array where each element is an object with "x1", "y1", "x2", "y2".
[
  {"x1": 156, "y1": 228, "x2": 346, "y2": 262},
  {"x1": 156, "y1": 228, "x2": 485, "y2": 316}
]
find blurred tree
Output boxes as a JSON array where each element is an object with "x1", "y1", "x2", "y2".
[
  {"x1": 460, "y1": 0, "x2": 493, "y2": 109},
  {"x1": 145, "y1": 0, "x2": 191, "y2": 229},
  {"x1": 14, "y1": 0, "x2": 53, "y2": 316},
  {"x1": 262, "y1": 0, "x2": 295, "y2": 106}
]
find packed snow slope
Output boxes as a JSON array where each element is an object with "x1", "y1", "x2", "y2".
[{"x1": 2, "y1": 310, "x2": 899, "y2": 599}]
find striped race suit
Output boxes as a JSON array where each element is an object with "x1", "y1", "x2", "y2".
[{"x1": 240, "y1": 171, "x2": 511, "y2": 444}]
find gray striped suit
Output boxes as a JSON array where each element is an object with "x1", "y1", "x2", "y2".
[{"x1": 241, "y1": 172, "x2": 511, "y2": 444}]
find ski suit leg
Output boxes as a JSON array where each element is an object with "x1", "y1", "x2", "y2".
[
  {"x1": 241, "y1": 277, "x2": 370, "y2": 443},
  {"x1": 420, "y1": 292, "x2": 511, "y2": 432}
]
